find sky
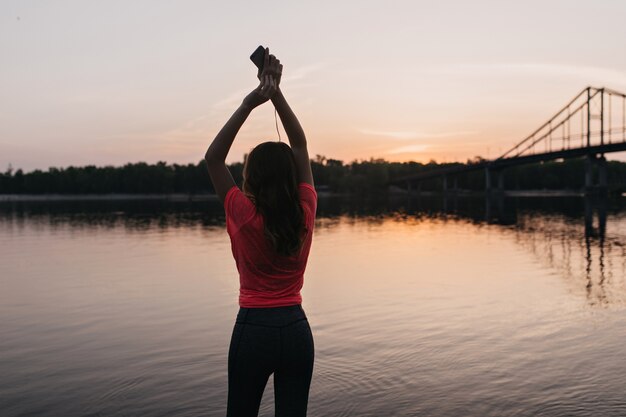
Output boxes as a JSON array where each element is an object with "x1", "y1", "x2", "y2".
[{"x1": 2, "y1": 0, "x2": 626, "y2": 172}]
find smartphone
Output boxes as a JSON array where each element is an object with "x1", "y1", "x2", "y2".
[{"x1": 250, "y1": 45, "x2": 265, "y2": 72}]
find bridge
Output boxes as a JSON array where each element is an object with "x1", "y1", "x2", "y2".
[{"x1": 389, "y1": 86, "x2": 626, "y2": 194}]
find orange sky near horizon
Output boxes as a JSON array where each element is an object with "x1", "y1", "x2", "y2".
[{"x1": 2, "y1": 1, "x2": 626, "y2": 172}]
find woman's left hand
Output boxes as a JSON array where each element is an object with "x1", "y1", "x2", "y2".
[
  {"x1": 257, "y1": 47, "x2": 282, "y2": 88},
  {"x1": 242, "y1": 74, "x2": 278, "y2": 109}
]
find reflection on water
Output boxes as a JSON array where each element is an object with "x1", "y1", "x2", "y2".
[
  {"x1": 1, "y1": 195, "x2": 625, "y2": 416},
  {"x1": 512, "y1": 212, "x2": 626, "y2": 307}
]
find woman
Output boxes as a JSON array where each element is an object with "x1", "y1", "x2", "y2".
[{"x1": 204, "y1": 47, "x2": 317, "y2": 417}]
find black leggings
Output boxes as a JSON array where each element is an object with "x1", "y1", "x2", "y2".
[{"x1": 226, "y1": 304, "x2": 315, "y2": 417}]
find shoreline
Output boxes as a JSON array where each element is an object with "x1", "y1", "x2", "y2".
[
  {"x1": 0, "y1": 191, "x2": 336, "y2": 202},
  {"x1": 0, "y1": 189, "x2": 622, "y2": 202},
  {"x1": 0, "y1": 193, "x2": 220, "y2": 202}
]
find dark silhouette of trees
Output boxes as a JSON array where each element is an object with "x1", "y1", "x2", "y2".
[
  {"x1": 0, "y1": 161, "x2": 215, "y2": 194},
  {"x1": 1, "y1": 156, "x2": 626, "y2": 195}
]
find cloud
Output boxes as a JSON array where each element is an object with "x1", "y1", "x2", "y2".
[
  {"x1": 359, "y1": 129, "x2": 478, "y2": 140},
  {"x1": 359, "y1": 129, "x2": 480, "y2": 157},
  {"x1": 386, "y1": 144, "x2": 430, "y2": 154},
  {"x1": 283, "y1": 63, "x2": 327, "y2": 82},
  {"x1": 359, "y1": 129, "x2": 421, "y2": 139},
  {"x1": 212, "y1": 88, "x2": 253, "y2": 110},
  {"x1": 430, "y1": 63, "x2": 626, "y2": 88}
]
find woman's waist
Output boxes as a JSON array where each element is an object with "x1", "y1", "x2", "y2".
[
  {"x1": 238, "y1": 283, "x2": 303, "y2": 306},
  {"x1": 236, "y1": 303, "x2": 307, "y2": 327}
]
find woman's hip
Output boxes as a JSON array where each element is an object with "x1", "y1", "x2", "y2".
[{"x1": 235, "y1": 303, "x2": 308, "y2": 328}]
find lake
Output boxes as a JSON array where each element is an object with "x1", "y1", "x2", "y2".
[{"x1": 1, "y1": 194, "x2": 625, "y2": 416}]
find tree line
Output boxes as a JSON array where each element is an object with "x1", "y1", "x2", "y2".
[{"x1": 1, "y1": 155, "x2": 626, "y2": 194}]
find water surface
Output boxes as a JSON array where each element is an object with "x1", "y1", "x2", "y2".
[{"x1": 1, "y1": 195, "x2": 625, "y2": 416}]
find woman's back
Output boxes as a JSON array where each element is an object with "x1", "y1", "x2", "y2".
[{"x1": 225, "y1": 182, "x2": 318, "y2": 308}]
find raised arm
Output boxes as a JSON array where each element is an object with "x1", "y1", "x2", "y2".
[
  {"x1": 204, "y1": 73, "x2": 277, "y2": 202},
  {"x1": 271, "y1": 89, "x2": 314, "y2": 187},
  {"x1": 245, "y1": 48, "x2": 313, "y2": 186}
]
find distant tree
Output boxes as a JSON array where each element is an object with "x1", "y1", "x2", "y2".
[{"x1": 1, "y1": 156, "x2": 626, "y2": 195}]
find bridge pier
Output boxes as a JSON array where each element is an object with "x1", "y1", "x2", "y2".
[
  {"x1": 442, "y1": 175, "x2": 448, "y2": 194},
  {"x1": 598, "y1": 156, "x2": 608, "y2": 188},
  {"x1": 485, "y1": 166, "x2": 505, "y2": 194},
  {"x1": 585, "y1": 154, "x2": 609, "y2": 195}
]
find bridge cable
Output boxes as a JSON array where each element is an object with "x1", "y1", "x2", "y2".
[
  {"x1": 567, "y1": 108, "x2": 571, "y2": 150},
  {"x1": 609, "y1": 92, "x2": 612, "y2": 144},
  {"x1": 581, "y1": 105, "x2": 584, "y2": 147}
]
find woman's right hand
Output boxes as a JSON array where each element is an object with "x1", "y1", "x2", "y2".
[
  {"x1": 257, "y1": 47, "x2": 283, "y2": 88},
  {"x1": 242, "y1": 73, "x2": 278, "y2": 109}
]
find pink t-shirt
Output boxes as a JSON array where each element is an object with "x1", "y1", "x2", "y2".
[{"x1": 224, "y1": 182, "x2": 317, "y2": 308}]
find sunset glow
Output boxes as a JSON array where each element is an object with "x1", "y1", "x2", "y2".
[{"x1": 2, "y1": 1, "x2": 626, "y2": 171}]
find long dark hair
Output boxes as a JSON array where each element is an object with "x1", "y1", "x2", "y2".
[{"x1": 242, "y1": 141, "x2": 307, "y2": 257}]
